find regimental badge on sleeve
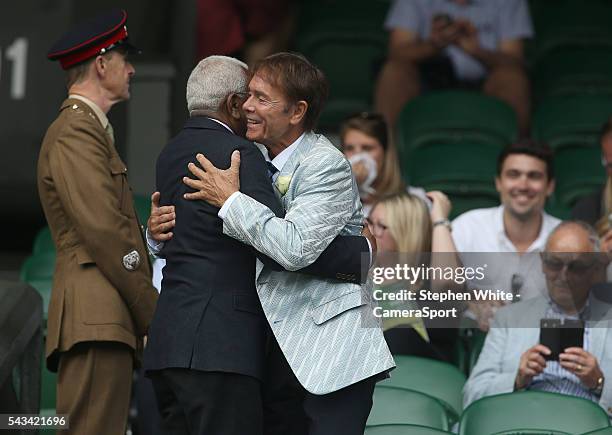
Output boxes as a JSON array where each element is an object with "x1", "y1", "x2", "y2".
[{"x1": 122, "y1": 250, "x2": 141, "y2": 271}]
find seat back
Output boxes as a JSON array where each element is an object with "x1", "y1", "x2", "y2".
[
  {"x1": 459, "y1": 391, "x2": 611, "y2": 435},
  {"x1": 554, "y1": 146, "x2": 605, "y2": 207},
  {"x1": 33, "y1": 226, "x2": 54, "y2": 254},
  {"x1": 20, "y1": 252, "x2": 56, "y2": 282},
  {"x1": 367, "y1": 386, "x2": 449, "y2": 430},
  {"x1": 532, "y1": 96, "x2": 612, "y2": 150},
  {"x1": 397, "y1": 90, "x2": 518, "y2": 157},
  {"x1": 380, "y1": 356, "x2": 466, "y2": 424},
  {"x1": 297, "y1": 31, "x2": 386, "y2": 129},
  {"x1": 366, "y1": 424, "x2": 452, "y2": 435},
  {"x1": 533, "y1": 48, "x2": 612, "y2": 101}
]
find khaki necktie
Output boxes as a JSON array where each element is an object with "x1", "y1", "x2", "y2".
[{"x1": 105, "y1": 122, "x2": 115, "y2": 145}]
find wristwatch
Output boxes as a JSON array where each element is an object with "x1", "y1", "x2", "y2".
[
  {"x1": 432, "y1": 218, "x2": 452, "y2": 231},
  {"x1": 591, "y1": 376, "x2": 605, "y2": 396}
]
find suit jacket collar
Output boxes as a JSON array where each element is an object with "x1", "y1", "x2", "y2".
[
  {"x1": 184, "y1": 116, "x2": 235, "y2": 134},
  {"x1": 276, "y1": 131, "x2": 317, "y2": 180}
]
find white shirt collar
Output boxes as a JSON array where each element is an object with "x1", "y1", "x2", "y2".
[
  {"x1": 69, "y1": 94, "x2": 109, "y2": 129},
  {"x1": 495, "y1": 204, "x2": 556, "y2": 253},
  {"x1": 206, "y1": 117, "x2": 234, "y2": 134},
  {"x1": 268, "y1": 132, "x2": 306, "y2": 173}
]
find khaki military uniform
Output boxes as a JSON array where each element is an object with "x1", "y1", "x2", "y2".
[{"x1": 37, "y1": 97, "x2": 158, "y2": 434}]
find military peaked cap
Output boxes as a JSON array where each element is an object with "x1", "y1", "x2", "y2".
[{"x1": 48, "y1": 9, "x2": 140, "y2": 69}]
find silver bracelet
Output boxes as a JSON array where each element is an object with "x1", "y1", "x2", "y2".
[{"x1": 432, "y1": 218, "x2": 452, "y2": 231}]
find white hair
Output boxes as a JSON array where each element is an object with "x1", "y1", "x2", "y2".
[{"x1": 186, "y1": 55, "x2": 248, "y2": 113}]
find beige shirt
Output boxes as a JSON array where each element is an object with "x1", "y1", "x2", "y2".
[
  {"x1": 68, "y1": 94, "x2": 109, "y2": 130},
  {"x1": 69, "y1": 94, "x2": 114, "y2": 144}
]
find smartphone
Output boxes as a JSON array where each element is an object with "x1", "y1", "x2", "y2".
[{"x1": 539, "y1": 318, "x2": 584, "y2": 361}]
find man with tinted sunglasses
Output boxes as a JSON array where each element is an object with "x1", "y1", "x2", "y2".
[{"x1": 464, "y1": 221, "x2": 612, "y2": 416}]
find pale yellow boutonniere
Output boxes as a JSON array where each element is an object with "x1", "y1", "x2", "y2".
[{"x1": 275, "y1": 175, "x2": 292, "y2": 196}]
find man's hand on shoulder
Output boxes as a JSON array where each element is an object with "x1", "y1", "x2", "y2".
[
  {"x1": 183, "y1": 151, "x2": 241, "y2": 208},
  {"x1": 148, "y1": 192, "x2": 175, "y2": 242}
]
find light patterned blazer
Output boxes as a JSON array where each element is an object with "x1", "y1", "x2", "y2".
[{"x1": 222, "y1": 131, "x2": 395, "y2": 394}]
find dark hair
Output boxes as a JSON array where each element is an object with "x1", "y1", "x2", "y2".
[
  {"x1": 250, "y1": 52, "x2": 329, "y2": 131},
  {"x1": 496, "y1": 139, "x2": 555, "y2": 180},
  {"x1": 339, "y1": 112, "x2": 388, "y2": 150}
]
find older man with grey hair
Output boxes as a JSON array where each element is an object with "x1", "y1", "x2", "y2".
[
  {"x1": 142, "y1": 54, "x2": 282, "y2": 435},
  {"x1": 463, "y1": 221, "x2": 612, "y2": 417},
  {"x1": 144, "y1": 55, "x2": 372, "y2": 435}
]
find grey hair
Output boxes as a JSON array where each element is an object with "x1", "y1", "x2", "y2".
[
  {"x1": 186, "y1": 55, "x2": 248, "y2": 113},
  {"x1": 546, "y1": 220, "x2": 601, "y2": 252}
]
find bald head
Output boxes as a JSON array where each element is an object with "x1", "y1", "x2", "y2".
[
  {"x1": 542, "y1": 221, "x2": 606, "y2": 314},
  {"x1": 545, "y1": 221, "x2": 600, "y2": 253}
]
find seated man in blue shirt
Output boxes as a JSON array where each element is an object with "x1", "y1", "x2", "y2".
[
  {"x1": 375, "y1": 0, "x2": 533, "y2": 134},
  {"x1": 463, "y1": 221, "x2": 612, "y2": 416}
]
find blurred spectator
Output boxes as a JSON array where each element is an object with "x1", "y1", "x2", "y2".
[
  {"x1": 196, "y1": 0, "x2": 294, "y2": 65},
  {"x1": 340, "y1": 112, "x2": 427, "y2": 216},
  {"x1": 452, "y1": 141, "x2": 560, "y2": 330},
  {"x1": 463, "y1": 221, "x2": 612, "y2": 416},
  {"x1": 368, "y1": 191, "x2": 460, "y2": 361},
  {"x1": 573, "y1": 118, "x2": 612, "y2": 253},
  {"x1": 375, "y1": 0, "x2": 532, "y2": 134}
]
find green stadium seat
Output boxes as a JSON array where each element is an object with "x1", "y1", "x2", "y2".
[
  {"x1": 583, "y1": 428, "x2": 612, "y2": 435},
  {"x1": 490, "y1": 430, "x2": 570, "y2": 435},
  {"x1": 367, "y1": 386, "x2": 449, "y2": 430},
  {"x1": 554, "y1": 146, "x2": 605, "y2": 207},
  {"x1": 532, "y1": 96, "x2": 612, "y2": 150},
  {"x1": 459, "y1": 391, "x2": 611, "y2": 435},
  {"x1": 544, "y1": 198, "x2": 572, "y2": 221},
  {"x1": 380, "y1": 356, "x2": 466, "y2": 425},
  {"x1": 296, "y1": 0, "x2": 390, "y2": 35},
  {"x1": 447, "y1": 194, "x2": 499, "y2": 221},
  {"x1": 20, "y1": 252, "x2": 56, "y2": 282},
  {"x1": 366, "y1": 424, "x2": 452, "y2": 434},
  {"x1": 33, "y1": 226, "x2": 54, "y2": 254},
  {"x1": 403, "y1": 140, "x2": 499, "y2": 200},
  {"x1": 533, "y1": 48, "x2": 612, "y2": 101},
  {"x1": 530, "y1": 0, "x2": 612, "y2": 60},
  {"x1": 397, "y1": 90, "x2": 518, "y2": 156},
  {"x1": 296, "y1": 31, "x2": 387, "y2": 129},
  {"x1": 397, "y1": 91, "x2": 516, "y2": 210}
]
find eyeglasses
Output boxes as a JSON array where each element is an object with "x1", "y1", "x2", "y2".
[
  {"x1": 366, "y1": 218, "x2": 388, "y2": 237},
  {"x1": 542, "y1": 256, "x2": 599, "y2": 275}
]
